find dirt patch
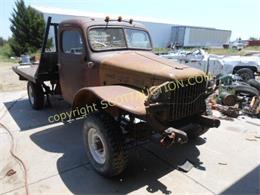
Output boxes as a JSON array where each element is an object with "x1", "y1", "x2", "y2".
[{"x1": 0, "y1": 62, "x2": 26, "y2": 92}]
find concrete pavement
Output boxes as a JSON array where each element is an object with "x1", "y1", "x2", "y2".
[{"x1": 0, "y1": 90, "x2": 259, "y2": 194}]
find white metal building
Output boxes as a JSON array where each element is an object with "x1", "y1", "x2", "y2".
[{"x1": 32, "y1": 5, "x2": 231, "y2": 48}]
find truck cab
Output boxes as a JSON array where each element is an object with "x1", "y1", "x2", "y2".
[{"x1": 58, "y1": 18, "x2": 153, "y2": 103}]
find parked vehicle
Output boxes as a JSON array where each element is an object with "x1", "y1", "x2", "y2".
[
  {"x1": 221, "y1": 56, "x2": 260, "y2": 80},
  {"x1": 229, "y1": 39, "x2": 248, "y2": 50},
  {"x1": 13, "y1": 17, "x2": 220, "y2": 177},
  {"x1": 161, "y1": 49, "x2": 260, "y2": 80}
]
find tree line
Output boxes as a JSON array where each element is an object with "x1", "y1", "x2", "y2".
[{"x1": 1, "y1": 0, "x2": 45, "y2": 56}]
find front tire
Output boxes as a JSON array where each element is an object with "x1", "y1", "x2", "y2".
[
  {"x1": 83, "y1": 112, "x2": 127, "y2": 177},
  {"x1": 27, "y1": 81, "x2": 45, "y2": 110}
]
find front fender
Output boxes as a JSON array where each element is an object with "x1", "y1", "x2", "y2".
[{"x1": 72, "y1": 86, "x2": 147, "y2": 116}]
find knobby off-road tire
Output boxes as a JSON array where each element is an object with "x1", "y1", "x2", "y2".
[
  {"x1": 27, "y1": 81, "x2": 45, "y2": 110},
  {"x1": 83, "y1": 112, "x2": 128, "y2": 177},
  {"x1": 236, "y1": 68, "x2": 255, "y2": 81}
]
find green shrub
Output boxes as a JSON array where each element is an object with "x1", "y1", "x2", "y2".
[{"x1": 0, "y1": 43, "x2": 16, "y2": 62}]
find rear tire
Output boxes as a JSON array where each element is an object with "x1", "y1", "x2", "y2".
[
  {"x1": 83, "y1": 112, "x2": 127, "y2": 177},
  {"x1": 236, "y1": 68, "x2": 255, "y2": 81},
  {"x1": 27, "y1": 81, "x2": 45, "y2": 110}
]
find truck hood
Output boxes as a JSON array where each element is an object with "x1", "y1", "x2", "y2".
[{"x1": 93, "y1": 51, "x2": 205, "y2": 81}]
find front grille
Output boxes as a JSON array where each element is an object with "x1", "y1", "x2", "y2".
[{"x1": 170, "y1": 80, "x2": 206, "y2": 121}]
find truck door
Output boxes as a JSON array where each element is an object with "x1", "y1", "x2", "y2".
[{"x1": 59, "y1": 27, "x2": 86, "y2": 103}]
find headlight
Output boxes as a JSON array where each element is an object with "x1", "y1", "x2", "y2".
[
  {"x1": 150, "y1": 90, "x2": 160, "y2": 100},
  {"x1": 149, "y1": 86, "x2": 161, "y2": 101}
]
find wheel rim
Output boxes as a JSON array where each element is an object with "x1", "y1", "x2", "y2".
[
  {"x1": 28, "y1": 84, "x2": 34, "y2": 105},
  {"x1": 241, "y1": 73, "x2": 250, "y2": 81},
  {"x1": 88, "y1": 127, "x2": 106, "y2": 164}
]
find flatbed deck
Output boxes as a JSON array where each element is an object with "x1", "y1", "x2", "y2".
[{"x1": 12, "y1": 64, "x2": 39, "y2": 83}]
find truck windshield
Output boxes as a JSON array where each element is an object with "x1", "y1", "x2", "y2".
[{"x1": 89, "y1": 28, "x2": 152, "y2": 51}]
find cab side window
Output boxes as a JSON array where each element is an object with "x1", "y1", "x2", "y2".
[
  {"x1": 45, "y1": 25, "x2": 57, "y2": 53},
  {"x1": 62, "y1": 30, "x2": 84, "y2": 55}
]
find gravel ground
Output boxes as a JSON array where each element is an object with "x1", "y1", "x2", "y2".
[{"x1": 0, "y1": 62, "x2": 26, "y2": 92}]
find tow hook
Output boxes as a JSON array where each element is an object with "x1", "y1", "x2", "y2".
[{"x1": 160, "y1": 127, "x2": 188, "y2": 147}]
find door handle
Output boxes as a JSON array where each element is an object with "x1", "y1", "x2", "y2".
[{"x1": 87, "y1": 61, "x2": 95, "y2": 69}]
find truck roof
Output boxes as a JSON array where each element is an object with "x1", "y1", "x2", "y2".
[{"x1": 59, "y1": 17, "x2": 146, "y2": 29}]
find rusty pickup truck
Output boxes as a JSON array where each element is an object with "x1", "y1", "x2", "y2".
[{"x1": 13, "y1": 17, "x2": 220, "y2": 177}]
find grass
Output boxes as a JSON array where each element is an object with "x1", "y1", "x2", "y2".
[
  {"x1": 0, "y1": 44, "x2": 26, "y2": 92},
  {"x1": 0, "y1": 44, "x2": 17, "y2": 64},
  {"x1": 206, "y1": 48, "x2": 247, "y2": 56},
  {"x1": 206, "y1": 47, "x2": 260, "y2": 56},
  {"x1": 245, "y1": 46, "x2": 260, "y2": 51},
  {"x1": 153, "y1": 47, "x2": 171, "y2": 54}
]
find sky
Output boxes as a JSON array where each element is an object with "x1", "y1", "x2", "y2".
[{"x1": 0, "y1": 0, "x2": 259, "y2": 41}]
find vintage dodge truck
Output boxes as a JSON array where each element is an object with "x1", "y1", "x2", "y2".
[{"x1": 13, "y1": 17, "x2": 220, "y2": 177}]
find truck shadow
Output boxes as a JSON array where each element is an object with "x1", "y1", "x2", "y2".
[
  {"x1": 3, "y1": 97, "x2": 206, "y2": 194},
  {"x1": 220, "y1": 165, "x2": 260, "y2": 195},
  {"x1": 3, "y1": 97, "x2": 71, "y2": 130},
  {"x1": 29, "y1": 119, "x2": 206, "y2": 194}
]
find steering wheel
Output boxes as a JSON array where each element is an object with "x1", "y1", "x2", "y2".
[{"x1": 93, "y1": 41, "x2": 107, "y2": 47}]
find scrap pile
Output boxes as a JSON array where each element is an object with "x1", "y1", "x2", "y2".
[{"x1": 209, "y1": 74, "x2": 260, "y2": 119}]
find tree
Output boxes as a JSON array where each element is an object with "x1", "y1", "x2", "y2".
[
  {"x1": 249, "y1": 37, "x2": 258, "y2": 41},
  {"x1": 9, "y1": 0, "x2": 45, "y2": 56},
  {"x1": 0, "y1": 37, "x2": 5, "y2": 46}
]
